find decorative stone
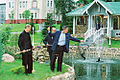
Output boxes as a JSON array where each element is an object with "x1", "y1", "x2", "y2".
[
  {"x1": 47, "y1": 64, "x2": 75, "y2": 80},
  {"x1": 2, "y1": 54, "x2": 14, "y2": 62}
]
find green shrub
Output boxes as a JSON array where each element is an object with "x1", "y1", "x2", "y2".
[
  {"x1": 42, "y1": 25, "x2": 55, "y2": 35},
  {"x1": 42, "y1": 13, "x2": 55, "y2": 35},
  {"x1": 0, "y1": 32, "x2": 3, "y2": 64},
  {"x1": 3, "y1": 34, "x2": 19, "y2": 57},
  {"x1": 8, "y1": 34, "x2": 19, "y2": 46},
  {"x1": 10, "y1": 66, "x2": 25, "y2": 74},
  {"x1": 1, "y1": 26, "x2": 11, "y2": 45}
]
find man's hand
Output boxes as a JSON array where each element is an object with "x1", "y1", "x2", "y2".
[
  {"x1": 22, "y1": 50, "x2": 26, "y2": 53},
  {"x1": 46, "y1": 44, "x2": 50, "y2": 46},
  {"x1": 47, "y1": 27, "x2": 50, "y2": 32},
  {"x1": 80, "y1": 40, "x2": 84, "y2": 43}
]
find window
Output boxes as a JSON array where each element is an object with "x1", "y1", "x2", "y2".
[
  {"x1": 9, "y1": 2, "x2": 11, "y2": 8},
  {"x1": 20, "y1": 1, "x2": 22, "y2": 8},
  {"x1": 12, "y1": 2, "x2": 15, "y2": 8},
  {"x1": 35, "y1": 13, "x2": 37, "y2": 18},
  {"x1": 19, "y1": 14, "x2": 22, "y2": 19},
  {"x1": 51, "y1": 1, "x2": 52, "y2": 7},
  {"x1": 47, "y1": 0, "x2": 49, "y2": 7},
  {"x1": 33, "y1": 2, "x2": 37, "y2": 8},
  {"x1": 9, "y1": 14, "x2": 11, "y2": 19},
  {"x1": 31, "y1": 13, "x2": 33, "y2": 18},
  {"x1": 23, "y1": 1, "x2": 25, "y2": 8},
  {"x1": 22, "y1": 14, "x2": 25, "y2": 19},
  {"x1": 1, "y1": 14, "x2": 4, "y2": 18},
  {"x1": 26, "y1": 1, "x2": 28, "y2": 8}
]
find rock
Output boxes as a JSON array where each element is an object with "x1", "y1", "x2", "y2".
[
  {"x1": 44, "y1": 57, "x2": 49, "y2": 60},
  {"x1": 40, "y1": 58, "x2": 45, "y2": 62},
  {"x1": 47, "y1": 64, "x2": 75, "y2": 80},
  {"x1": 39, "y1": 56, "x2": 44, "y2": 59},
  {"x1": 38, "y1": 53, "x2": 44, "y2": 56},
  {"x1": 2, "y1": 54, "x2": 14, "y2": 62}
]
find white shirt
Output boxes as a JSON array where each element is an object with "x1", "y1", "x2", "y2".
[{"x1": 58, "y1": 32, "x2": 66, "y2": 46}]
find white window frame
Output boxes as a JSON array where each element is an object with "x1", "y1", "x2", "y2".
[
  {"x1": 20, "y1": 1, "x2": 22, "y2": 8},
  {"x1": 50, "y1": 0, "x2": 53, "y2": 8},
  {"x1": 12, "y1": 2, "x2": 15, "y2": 8},
  {"x1": 23, "y1": 1, "x2": 25, "y2": 8},
  {"x1": 26, "y1": 1, "x2": 28, "y2": 8},
  {"x1": 33, "y1": 1, "x2": 37, "y2": 8},
  {"x1": 47, "y1": 0, "x2": 49, "y2": 7},
  {"x1": 35, "y1": 13, "x2": 37, "y2": 19}
]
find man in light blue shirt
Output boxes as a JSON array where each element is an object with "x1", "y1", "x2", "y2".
[
  {"x1": 49, "y1": 26, "x2": 84, "y2": 72},
  {"x1": 58, "y1": 31, "x2": 66, "y2": 46}
]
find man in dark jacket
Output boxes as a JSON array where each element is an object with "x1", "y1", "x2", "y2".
[
  {"x1": 18, "y1": 24, "x2": 34, "y2": 74},
  {"x1": 43, "y1": 27, "x2": 56, "y2": 71},
  {"x1": 49, "y1": 26, "x2": 84, "y2": 72}
]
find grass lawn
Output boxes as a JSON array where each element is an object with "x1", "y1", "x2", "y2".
[
  {"x1": 0, "y1": 24, "x2": 39, "y2": 32},
  {"x1": 104, "y1": 39, "x2": 120, "y2": 48},
  {"x1": 30, "y1": 32, "x2": 45, "y2": 46},
  {"x1": 0, "y1": 59, "x2": 68, "y2": 80},
  {"x1": 70, "y1": 38, "x2": 84, "y2": 46}
]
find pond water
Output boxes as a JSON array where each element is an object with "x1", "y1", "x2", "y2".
[{"x1": 64, "y1": 58, "x2": 120, "y2": 80}]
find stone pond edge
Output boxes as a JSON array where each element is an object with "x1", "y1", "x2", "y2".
[{"x1": 46, "y1": 64, "x2": 75, "y2": 80}]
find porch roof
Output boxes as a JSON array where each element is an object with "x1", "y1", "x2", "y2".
[
  {"x1": 101, "y1": 1, "x2": 120, "y2": 15},
  {"x1": 66, "y1": 4, "x2": 89, "y2": 16},
  {"x1": 66, "y1": 0, "x2": 120, "y2": 16}
]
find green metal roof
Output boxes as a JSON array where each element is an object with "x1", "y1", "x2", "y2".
[
  {"x1": 100, "y1": 0, "x2": 120, "y2": 15},
  {"x1": 67, "y1": 0, "x2": 120, "y2": 16},
  {"x1": 66, "y1": 4, "x2": 89, "y2": 16}
]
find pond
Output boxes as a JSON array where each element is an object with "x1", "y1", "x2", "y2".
[{"x1": 64, "y1": 58, "x2": 120, "y2": 80}]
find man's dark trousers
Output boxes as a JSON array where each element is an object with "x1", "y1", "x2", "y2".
[
  {"x1": 22, "y1": 51, "x2": 33, "y2": 74},
  {"x1": 51, "y1": 45, "x2": 65, "y2": 72},
  {"x1": 47, "y1": 46, "x2": 53, "y2": 70}
]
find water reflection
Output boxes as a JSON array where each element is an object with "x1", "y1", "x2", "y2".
[{"x1": 64, "y1": 59, "x2": 120, "y2": 80}]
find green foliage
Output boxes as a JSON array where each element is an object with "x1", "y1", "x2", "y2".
[
  {"x1": 22, "y1": 10, "x2": 31, "y2": 23},
  {"x1": 54, "y1": 0, "x2": 75, "y2": 32},
  {"x1": 1, "y1": 26, "x2": 11, "y2": 45},
  {"x1": 76, "y1": 0, "x2": 92, "y2": 6},
  {"x1": 3, "y1": 34, "x2": 19, "y2": 56},
  {"x1": 0, "y1": 32, "x2": 3, "y2": 64},
  {"x1": 52, "y1": 24, "x2": 61, "y2": 30},
  {"x1": 42, "y1": 13, "x2": 55, "y2": 35},
  {"x1": 46, "y1": 13, "x2": 55, "y2": 26},
  {"x1": 8, "y1": 34, "x2": 19, "y2": 47},
  {"x1": 10, "y1": 66, "x2": 25, "y2": 74}
]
